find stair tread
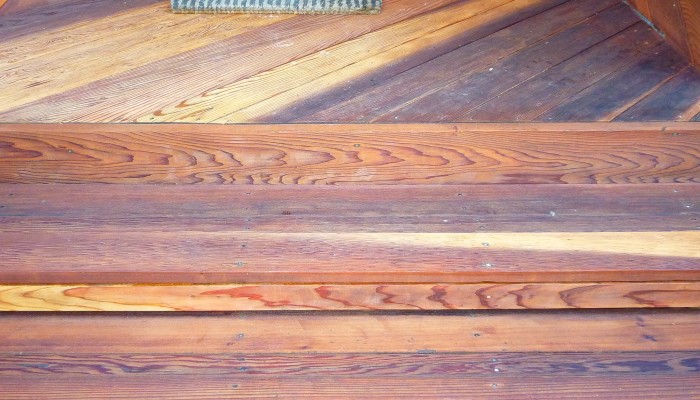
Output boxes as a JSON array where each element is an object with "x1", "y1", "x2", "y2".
[{"x1": 1, "y1": 183, "x2": 698, "y2": 285}]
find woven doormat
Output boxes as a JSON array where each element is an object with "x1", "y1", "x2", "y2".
[{"x1": 171, "y1": 0, "x2": 382, "y2": 14}]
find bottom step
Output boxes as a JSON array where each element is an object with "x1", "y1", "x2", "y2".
[{"x1": 1, "y1": 310, "x2": 698, "y2": 398}]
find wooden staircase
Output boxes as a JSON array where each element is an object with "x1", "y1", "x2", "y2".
[{"x1": 1, "y1": 122, "x2": 699, "y2": 398}]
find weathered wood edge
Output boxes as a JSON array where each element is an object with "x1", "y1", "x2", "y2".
[{"x1": 1, "y1": 282, "x2": 699, "y2": 311}]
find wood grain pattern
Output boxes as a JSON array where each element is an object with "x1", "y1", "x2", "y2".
[
  {"x1": 1, "y1": 123, "x2": 699, "y2": 185},
  {"x1": 537, "y1": 44, "x2": 687, "y2": 121},
  {"x1": 617, "y1": 67, "x2": 700, "y2": 121},
  {"x1": 369, "y1": 6, "x2": 652, "y2": 123},
  {"x1": 1, "y1": 181, "x2": 698, "y2": 285},
  {"x1": 3, "y1": 229, "x2": 699, "y2": 284},
  {"x1": 2, "y1": 311, "x2": 699, "y2": 353},
  {"x1": 0, "y1": 0, "x2": 447, "y2": 113},
  {"x1": 2, "y1": 183, "x2": 696, "y2": 233},
  {"x1": 460, "y1": 23, "x2": 664, "y2": 121},
  {"x1": 0, "y1": 0, "x2": 695, "y2": 123},
  {"x1": 1, "y1": 282, "x2": 699, "y2": 311},
  {"x1": 647, "y1": 1, "x2": 690, "y2": 61},
  {"x1": 1, "y1": 373, "x2": 698, "y2": 399},
  {"x1": 3, "y1": 351, "x2": 698, "y2": 377},
  {"x1": 679, "y1": 0, "x2": 700, "y2": 66},
  {"x1": 628, "y1": 0, "x2": 700, "y2": 69},
  {"x1": 138, "y1": 0, "x2": 527, "y2": 123}
]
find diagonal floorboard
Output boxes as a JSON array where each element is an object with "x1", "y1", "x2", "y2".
[{"x1": 0, "y1": 0, "x2": 698, "y2": 123}]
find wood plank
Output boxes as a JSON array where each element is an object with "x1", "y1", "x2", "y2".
[
  {"x1": 0, "y1": 5, "x2": 293, "y2": 113},
  {"x1": 538, "y1": 44, "x2": 687, "y2": 121},
  {"x1": 679, "y1": 0, "x2": 700, "y2": 66},
  {"x1": 0, "y1": 0, "x2": 461, "y2": 123},
  {"x1": 0, "y1": 351, "x2": 700, "y2": 399},
  {"x1": 646, "y1": 0, "x2": 691, "y2": 62},
  {"x1": 1, "y1": 373, "x2": 698, "y2": 399},
  {"x1": 3, "y1": 229, "x2": 698, "y2": 284},
  {"x1": 1, "y1": 182, "x2": 698, "y2": 285},
  {"x1": 1, "y1": 123, "x2": 699, "y2": 185},
  {"x1": 2, "y1": 183, "x2": 697, "y2": 233},
  {"x1": 1, "y1": 311, "x2": 698, "y2": 353},
  {"x1": 1, "y1": 282, "x2": 699, "y2": 311},
  {"x1": 628, "y1": 0, "x2": 700, "y2": 69},
  {"x1": 617, "y1": 67, "x2": 700, "y2": 121},
  {"x1": 300, "y1": 0, "x2": 624, "y2": 123},
  {"x1": 138, "y1": 0, "x2": 535, "y2": 123},
  {"x1": 460, "y1": 23, "x2": 665, "y2": 121},
  {"x1": 374, "y1": 5, "x2": 649, "y2": 123},
  {"x1": 3, "y1": 351, "x2": 698, "y2": 377},
  {"x1": 0, "y1": 0, "x2": 158, "y2": 34}
]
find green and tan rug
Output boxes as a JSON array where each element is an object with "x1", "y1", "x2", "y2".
[{"x1": 171, "y1": 0, "x2": 382, "y2": 14}]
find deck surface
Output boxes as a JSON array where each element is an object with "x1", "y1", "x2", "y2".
[
  {"x1": 1, "y1": 0, "x2": 700, "y2": 123},
  {"x1": 1, "y1": 123, "x2": 699, "y2": 398},
  {"x1": 1, "y1": 0, "x2": 700, "y2": 397}
]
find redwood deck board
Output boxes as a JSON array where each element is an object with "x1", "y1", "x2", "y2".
[
  {"x1": 1, "y1": 182, "x2": 698, "y2": 285},
  {"x1": 537, "y1": 44, "x2": 687, "y2": 121},
  {"x1": 616, "y1": 67, "x2": 700, "y2": 122},
  {"x1": 2, "y1": 372, "x2": 698, "y2": 399},
  {"x1": 1, "y1": 123, "x2": 699, "y2": 185},
  {"x1": 2, "y1": 311, "x2": 698, "y2": 397},
  {"x1": 297, "y1": 0, "x2": 619, "y2": 123},
  {"x1": 2, "y1": 311, "x2": 698, "y2": 353},
  {"x1": 2, "y1": 184, "x2": 696, "y2": 233},
  {"x1": 372, "y1": 5, "x2": 649, "y2": 123},
  {"x1": 2, "y1": 282, "x2": 699, "y2": 311},
  {"x1": 1, "y1": 0, "x2": 699, "y2": 396},
  {"x1": 0, "y1": 0, "x2": 696, "y2": 123}
]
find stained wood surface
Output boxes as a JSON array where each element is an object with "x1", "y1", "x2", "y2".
[
  {"x1": 2, "y1": 311, "x2": 698, "y2": 353},
  {"x1": 1, "y1": 123, "x2": 699, "y2": 185},
  {"x1": 2, "y1": 311, "x2": 698, "y2": 398},
  {"x1": 616, "y1": 67, "x2": 700, "y2": 121},
  {"x1": 1, "y1": 183, "x2": 698, "y2": 285},
  {"x1": 3, "y1": 183, "x2": 697, "y2": 233},
  {"x1": 1, "y1": 372, "x2": 698, "y2": 399},
  {"x1": 0, "y1": 0, "x2": 698, "y2": 123},
  {"x1": 2, "y1": 351, "x2": 697, "y2": 377},
  {"x1": 2, "y1": 282, "x2": 699, "y2": 311},
  {"x1": 628, "y1": 0, "x2": 700, "y2": 68}
]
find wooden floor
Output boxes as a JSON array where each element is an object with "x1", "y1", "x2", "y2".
[
  {"x1": 1, "y1": 122, "x2": 699, "y2": 398},
  {"x1": 1, "y1": 0, "x2": 700, "y2": 398},
  {"x1": 1, "y1": 0, "x2": 700, "y2": 123}
]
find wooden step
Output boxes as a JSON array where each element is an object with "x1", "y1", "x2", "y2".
[
  {"x1": 1, "y1": 310, "x2": 698, "y2": 398},
  {"x1": 1, "y1": 183, "x2": 698, "y2": 310},
  {"x1": 1, "y1": 122, "x2": 699, "y2": 184},
  {"x1": 1, "y1": 121, "x2": 698, "y2": 397}
]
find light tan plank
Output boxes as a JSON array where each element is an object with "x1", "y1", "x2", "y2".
[
  {"x1": 0, "y1": 5, "x2": 290, "y2": 111},
  {"x1": 1, "y1": 311, "x2": 698, "y2": 353},
  {"x1": 1, "y1": 282, "x2": 699, "y2": 311}
]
